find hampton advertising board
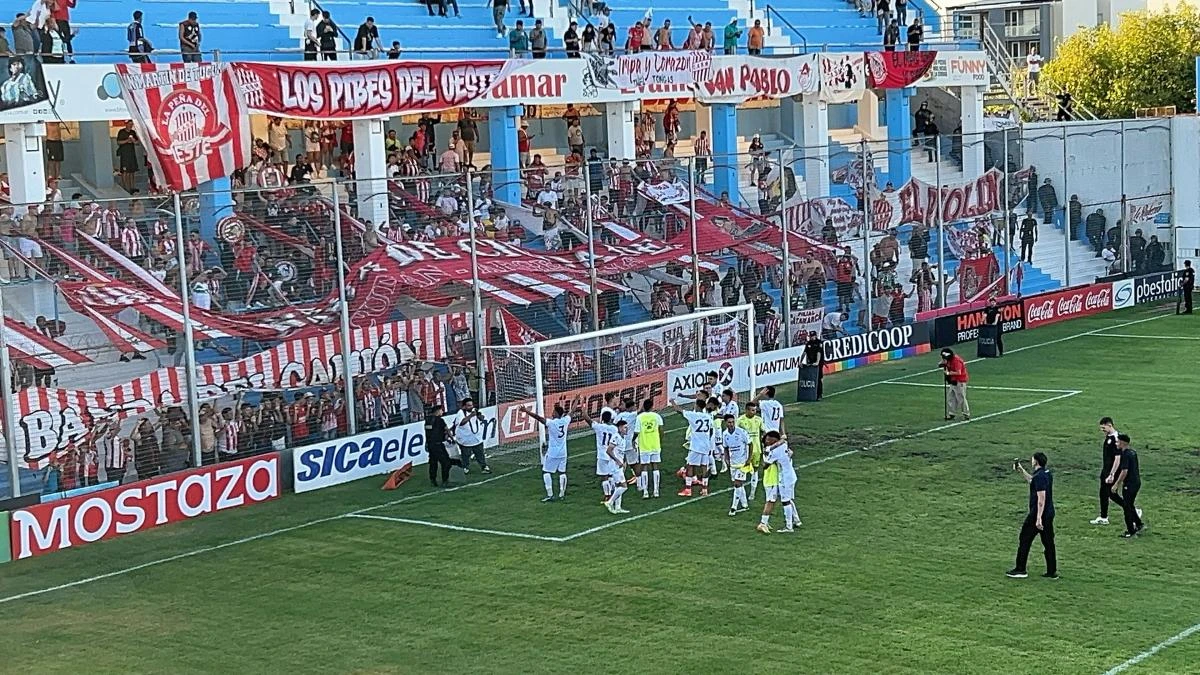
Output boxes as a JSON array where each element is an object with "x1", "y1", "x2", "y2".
[
  {"x1": 293, "y1": 406, "x2": 498, "y2": 493},
  {"x1": 932, "y1": 301, "x2": 1025, "y2": 347}
]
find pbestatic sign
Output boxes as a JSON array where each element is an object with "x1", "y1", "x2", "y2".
[
  {"x1": 9, "y1": 454, "x2": 280, "y2": 559},
  {"x1": 1133, "y1": 271, "x2": 1182, "y2": 305},
  {"x1": 293, "y1": 407, "x2": 498, "y2": 493}
]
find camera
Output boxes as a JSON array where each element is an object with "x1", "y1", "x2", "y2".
[{"x1": 1012, "y1": 458, "x2": 1021, "y2": 470}]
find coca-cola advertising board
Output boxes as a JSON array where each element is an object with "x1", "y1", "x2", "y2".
[{"x1": 1022, "y1": 284, "x2": 1114, "y2": 329}]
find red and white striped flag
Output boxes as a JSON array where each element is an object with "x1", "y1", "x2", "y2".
[{"x1": 113, "y1": 62, "x2": 251, "y2": 193}]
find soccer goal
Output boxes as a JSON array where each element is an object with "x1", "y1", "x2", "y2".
[{"x1": 482, "y1": 304, "x2": 758, "y2": 465}]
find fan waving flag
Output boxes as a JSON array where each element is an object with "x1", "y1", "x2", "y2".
[{"x1": 113, "y1": 62, "x2": 251, "y2": 193}]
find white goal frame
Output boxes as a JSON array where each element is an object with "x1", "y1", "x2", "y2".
[{"x1": 484, "y1": 303, "x2": 758, "y2": 450}]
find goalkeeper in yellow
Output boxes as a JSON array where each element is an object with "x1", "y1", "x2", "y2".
[
  {"x1": 737, "y1": 401, "x2": 766, "y2": 501},
  {"x1": 719, "y1": 414, "x2": 753, "y2": 516}
]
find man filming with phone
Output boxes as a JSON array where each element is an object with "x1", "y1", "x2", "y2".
[
  {"x1": 939, "y1": 348, "x2": 970, "y2": 420},
  {"x1": 1008, "y1": 452, "x2": 1058, "y2": 579}
]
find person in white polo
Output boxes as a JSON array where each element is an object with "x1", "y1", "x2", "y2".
[{"x1": 450, "y1": 397, "x2": 490, "y2": 475}]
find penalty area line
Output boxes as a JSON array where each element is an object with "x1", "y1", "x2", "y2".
[
  {"x1": 1102, "y1": 620, "x2": 1200, "y2": 675},
  {"x1": 882, "y1": 382, "x2": 1082, "y2": 395},
  {"x1": 346, "y1": 514, "x2": 566, "y2": 543},
  {"x1": 558, "y1": 391, "x2": 1080, "y2": 542}
]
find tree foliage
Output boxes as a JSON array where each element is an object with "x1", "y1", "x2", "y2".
[{"x1": 1042, "y1": 4, "x2": 1200, "y2": 118}]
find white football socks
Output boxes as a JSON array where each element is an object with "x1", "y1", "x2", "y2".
[
  {"x1": 749, "y1": 472, "x2": 759, "y2": 499},
  {"x1": 558, "y1": 473, "x2": 568, "y2": 498},
  {"x1": 652, "y1": 470, "x2": 661, "y2": 495},
  {"x1": 542, "y1": 473, "x2": 553, "y2": 497}
]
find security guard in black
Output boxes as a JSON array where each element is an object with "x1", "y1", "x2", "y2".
[{"x1": 1009, "y1": 452, "x2": 1057, "y2": 578}]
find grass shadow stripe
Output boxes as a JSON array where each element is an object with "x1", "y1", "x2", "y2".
[{"x1": 346, "y1": 514, "x2": 565, "y2": 542}]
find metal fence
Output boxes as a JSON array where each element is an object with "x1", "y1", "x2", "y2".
[{"x1": 0, "y1": 121, "x2": 1178, "y2": 498}]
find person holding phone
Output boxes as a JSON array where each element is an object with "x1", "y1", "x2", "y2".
[{"x1": 1008, "y1": 452, "x2": 1058, "y2": 579}]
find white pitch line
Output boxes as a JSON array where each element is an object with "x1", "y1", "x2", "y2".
[
  {"x1": 884, "y1": 382, "x2": 1082, "y2": 395},
  {"x1": 824, "y1": 312, "x2": 1169, "y2": 400},
  {"x1": 1102, "y1": 621, "x2": 1200, "y2": 675},
  {"x1": 558, "y1": 391, "x2": 1080, "y2": 542},
  {"x1": 346, "y1": 514, "x2": 565, "y2": 542},
  {"x1": 1090, "y1": 333, "x2": 1200, "y2": 341}
]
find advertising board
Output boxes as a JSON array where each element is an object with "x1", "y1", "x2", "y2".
[{"x1": 1022, "y1": 284, "x2": 1113, "y2": 329}]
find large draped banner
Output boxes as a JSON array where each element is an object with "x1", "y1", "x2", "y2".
[
  {"x1": 695, "y1": 54, "x2": 819, "y2": 104},
  {"x1": 115, "y1": 62, "x2": 251, "y2": 193},
  {"x1": 819, "y1": 53, "x2": 865, "y2": 103},
  {"x1": 869, "y1": 169, "x2": 1008, "y2": 230},
  {"x1": 865, "y1": 51, "x2": 938, "y2": 89},
  {"x1": 611, "y1": 50, "x2": 713, "y2": 89},
  {"x1": 622, "y1": 323, "x2": 701, "y2": 375},
  {"x1": 232, "y1": 60, "x2": 519, "y2": 119}
]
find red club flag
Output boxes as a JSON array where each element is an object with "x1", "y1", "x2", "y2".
[{"x1": 113, "y1": 62, "x2": 251, "y2": 193}]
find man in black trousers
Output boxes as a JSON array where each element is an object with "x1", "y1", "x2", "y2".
[
  {"x1": 1108, "y1": 433, "x2": 1145, "y2": 538},
  {"x1": 1092, "y1": 416, "x2": 1121, "y2": 526},
  {"x1": 1008, "y1": 452, "x2": 1057, "y2": 579},
  {"x1": 1178, "y1": 260, "x2": 1194, "y2": 314},
  {"x1": 801, "y1": 330, "x2": 825, "y2": 400},
  {"x1": 424, "y1": 403, "x2": 458, "y2": 487}
]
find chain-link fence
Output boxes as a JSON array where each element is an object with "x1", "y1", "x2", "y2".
[{"x1": 0, "y1": 117, "x2": 1181, "y2": 498}]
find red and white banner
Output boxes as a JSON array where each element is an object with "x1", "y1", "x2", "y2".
[
  {"x1": 4, "y1": 321, "x2": 91, "y2": 371},
  {"x1": 705, "y1": 318, "x2": 741, "y2": 360},
  {"x1": 13, "y1": 313, "x2": 468, "y2": 467},
  {"x1": 233, "y1": 60, "x2": 520, "y2": 119},
  {"x1": 114, "y1": 63, "x2": 251, "y2": 193},
  {"x1": 819, "y1": 53, "x2": 866, "y2": 103},
  {"x1": 958, "y1": 254, "x2": 1000, "y2": 303},
  {"x1": 920, "y1": 52, "x2": 990, "y2": 87},
  {"x1": 9, "y1": 454, "x2": 280, "y2": 559},
  {"x1": 612, "y1": 50, "x2": 713, "y2": 89},
  {"x1": 870, "y1": 168, "x2": 1007, "y2": 230},
  {"x1": 1127, "y1": 198, "x2": 1166, "y2": 226},
  {"x1": 695, "y1": 54, "x2": 819, "y2": 104},
  {"x1": 866, "y1": 51, "x2": 938, "y2": 89},
  {"x1": 790, "y1": 307, "x2": 825, "y2": 345},
  {"x1": 1022, "y1": 283, "x2": 1114, "y2": 329},
  {"x1": 622, "y1": 322, "x2": 700, "y2": 375},
  {"x1": 783, "y1": 196, "x2": 868, "y2": 240},
  {"x1": 637, "y1": 179, "x2": 690, "y2": 206}
]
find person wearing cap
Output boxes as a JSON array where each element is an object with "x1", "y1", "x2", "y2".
[
  {"x1": 939, "y1": 348, "x2": 970, "y2": 420},
  {"x1": 722, "y1": 17, "x2": 741, "y2": 55},
  {"x1": 179, "y1": 11, "x2": 201, "y2": 62}
]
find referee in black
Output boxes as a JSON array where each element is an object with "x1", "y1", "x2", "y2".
[
  {"x1": 1008, "y1": 452, "x2": 1058, "y2": 579},
  {"x1": 1108, "y1": 433, "x2": 1146, "y2": 538}
]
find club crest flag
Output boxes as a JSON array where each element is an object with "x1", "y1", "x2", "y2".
[{"x1": 113, "y1": 62, "x2": 251, "y2": 193}]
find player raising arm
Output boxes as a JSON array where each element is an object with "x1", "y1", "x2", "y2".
[
  {"x1": 720, "y1": 414, "x2": 753, "y2": 516},
  {"x1": 753, "y1": 386, "x2": 787, "y2": 442},
  {"x1": 600, "y1": 420, "x2": 631, "y2": 514},
  {"x1": 526, "y1": 404, "x2": 572, "y2": 503},
  {"x1": 737, "y1": 401, "x2": 765, "y2": 501},
  {"x1": 670, "y1": 397, "x2": 717, "y2": 497},
  {"x1": 757, "y1": 431, "x2": 800, "y2": 534},
  {"x1": 582, "y1": 407, "x2": 622, "y2": 505},
  {"x1": 633, "y1": 398, "x2": 665, "y2": 499},
  {"x1": 616, "y1": 399, "x2": 641, "y2": 489}
]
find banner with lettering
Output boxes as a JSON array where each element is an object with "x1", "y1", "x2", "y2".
[
  {"x1": 114, "y1": 62, "x2": 251, "y2": 192},
  {"x1": 637, "y1": 179, "x2": 690, "y2": 206},
  {"x1": 231, "y1": 60, "x2": 522, "y2": 119},
  {"x1": 790, "y1": 307, "x2": 825, "y2": 345},
  {"x1": 622, "y1": 323, "x2": 701, "y2": 375},
  {"x1": 695, "y1": 54, "x2": 819, "y2": 104},
  {"x1": 1126, "y1": 197, "x2": 1167, "y2": 226},
  {"x1": 819, "y1": 52, "x2": 866, "y2": 103},
  {"x1": 705, "y1": 318, "x2": 741, "y2": 360},
  {"x1": 610, "y1": 50, "x2": 713, "y2": 89},
  {"x1": 865, "y1": 51, "x2": 938, "y2": 89},
  {"x1": 869, "y1": 168, "x2": 1008, "y2": 230}
]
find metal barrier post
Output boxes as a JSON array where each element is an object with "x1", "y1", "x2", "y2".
[
  {"x1": 331, "y1": 189, "x2": 358, "y2": 435},
  {"x1": 172, "y1": 194, "x2": 204, "y2": 467}
]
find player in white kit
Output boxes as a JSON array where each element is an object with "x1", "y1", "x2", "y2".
[
  {"x1": 716, "y1": 389, "x2": 740, "y2": 475},
  {"x1": 600, "y1": 420, "x2": 630, "y2": 514},
  {"x1": 754, "y1": 386, "x2": 786, "y2": 440},
  {"x1": 527, "y1": 404, "x2": 572, "y2": 502},
  {"x1": 582, "y1": 408, "x2": 621, "y2": 505},
  {"x1": 616, "y1": 399, "x2": 641, "y2": 488},
  {"x1": 757, "y1": 431, "x2": 800, "y2": 534},
  {"x1": 720, "y1": 414, "x2": 753, "y2": 516},
  {"x1": 671, "y1": 398, "x2": 716, "y2": 497}
]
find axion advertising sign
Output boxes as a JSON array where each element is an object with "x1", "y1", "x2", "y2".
[
  {"x1": 9, "y1": 454, "x2": 280, "y2": 559},
  {"x1": 1022, "y1": 284, "x2": 1114, "y2": 329}
]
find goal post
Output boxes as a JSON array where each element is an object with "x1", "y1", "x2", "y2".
[{"x1": 482, "y1": 303, "x2": 758, "y2": 466}]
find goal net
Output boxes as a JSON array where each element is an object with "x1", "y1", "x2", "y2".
[{"x1": 482, "y1": 304, "x2": 758, "y2": 467}]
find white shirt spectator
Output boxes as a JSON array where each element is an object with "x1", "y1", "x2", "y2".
[
  {"x1": 435, "y1": 193, "x2": 458, "y2": 215},
  {"x1": 1027, "y1": 52, "x2": 1043, "y2": 73},
  {"x1": 191, "y1": 282, "x2": 212, "y2": 311},
  {"x1": 424, "y1": 223, "x2": 440, "y2": 239},
  {"x1": 822, "y1": 312, "x2": 844, "y2": 333},
  {"x1": 457, "y1": 217, "x2": 471, "y2": 235},
  {"x1": 452, "y1": 410, "x2": 486, "y2": 446},
  {"x1": 537, "y1": 188, "x2": 559, "y2": 210}
]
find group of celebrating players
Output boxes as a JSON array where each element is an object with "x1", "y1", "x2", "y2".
[{"x1": 529, "y1": 372, "x2": 801, "y2": 534}]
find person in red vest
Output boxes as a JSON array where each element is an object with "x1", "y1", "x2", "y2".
[{"x1": 939, "y1": 348, "x2": 970, "y2": 420}]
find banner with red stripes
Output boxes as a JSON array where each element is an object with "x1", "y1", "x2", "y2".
[{"x1": 114, "y1": 62, "x2": 251, "y2": 193}]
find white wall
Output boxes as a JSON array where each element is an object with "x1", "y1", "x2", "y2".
[
  {"x1": 1060, "y1": 0, "x2": 1100, "y2": 38},
  {"x1": 1170, "y1": 115, "x2": 1200, "y2": 266}
]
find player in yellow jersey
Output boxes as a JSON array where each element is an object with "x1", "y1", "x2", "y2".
[
  {"x1": 633, "y1": 398, "x2": 665, "y2": 499},
  {"x1": 737, "y1": 401, "x2": 765, "y2": 501}
]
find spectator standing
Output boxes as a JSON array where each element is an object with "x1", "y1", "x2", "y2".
[
  {"x1": 115, "y1": 120, "x2": 139, "y2": 192},
  {"x1": 509, "y1": 20, "x2": 529, "y2": 58},
  {"x1": 693, "y1": 130, "x2": 710, "y2": 183},
  {"x1": 564, "y1": 21, "x2": 581, "y2": 57},
  {"x1": 517, "y1": 121, "x2": 532, "y2": 167},
  {"x1": 722, "y1": 17, "x2": 740, "y2": 55},
  {"x1": 906, "y1": 18, "x2": 922, "y2": 51},
  {"x1": 303, "y1": 9, "x2": 320, "y2": 60},
  {"x1": 178, "y1": 11, "x2": 201, "y2": 62},
  {"x1": 11, "y1": 14, "x2": 35, "y2": 55},
  {"x1": 654, "y1": 19, "x2": 673, "y2": 50},
  {"x1": 876, "y1": 0, "x2": 891, "y2": 35},
  {"x1": 491, "y1": 0, "x2": 508, "y2": 38},
  {"x1": 1067, "y1": 193, "x2": 1082, "y2": 240},
  {"x1": 599, "y1": 22, "x2": 616, "y2": 53},
  {"x1": 353, "y1": 16, "x2": 381, "y2": 58},
  {"x1": 1037, "y1": 178, "x2": 1057, "y2": 225},
  {"x1": 317, "y1": 11, "x2": 339, "y2": 60},
  {"x1": 1025, "y1": 46, "x2": 1042, "y2": 97},
  {"x1": 684, "y1": 20, "x2": 703, "y2": 49},
  {"x1": 626, "y1": 19, "x2": 645, "y2": 53},
  {"x1": 747, "y1": 19, "x2": 764, "y2": 55},
  {"x1": 896, "y1": 0, "x2": 908, "y2": 24},
  {"x1": 1128, "y1": 228, "x2": 1146, "y2": 272},
  {"x1": 1055, "y1": 90, "x2": 1073, "y2": 121},
  {"x1": 1019, "y1": 211, "x2": 1037, "y2": 263},
  {"x1": 387, "y1": 40, "x2": 401, "y2": 58},
  {"x1": 529, "y1": 19, "x2": 547, "y2": 58},
  {"x1": 457, "y1": 113, "x2": 478, "y2": 168},
  {"x1": 0, "y1": 27, "x2": 10, "y2": 55},
  {"x1": 1085, "y1": 208, "x2": 1106, "y2": 257},
  {"x1": 581, "y1": 23, "x2": 596, "y2": 53},
  {"x1": 51, "y1": 0, "x2": 75, "y2": 58},
  {"x1": 127, "y1": 11, "x2": 152, "y2": 63},
  {"x1": 44, "y1": 122, "x2": 64, "y2": 179},
  {"x1": 883, "y1": 19, "x2": 899, "y2": 51}
]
